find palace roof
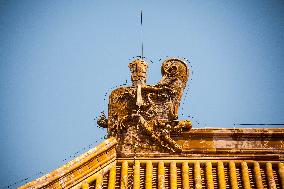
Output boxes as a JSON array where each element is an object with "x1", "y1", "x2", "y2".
[
  {"x1": 19, "y1": 58, "x2": 284, "y2": 188},
  {"x1": 19, "y1": 128, "x2": 284, "y2": 189}
]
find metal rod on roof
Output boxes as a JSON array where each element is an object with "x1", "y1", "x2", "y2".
[{"x1": 140, "y1": 10, "x2": 144, "y2": 59}]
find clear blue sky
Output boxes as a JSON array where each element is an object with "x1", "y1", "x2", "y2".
[{"x1": 0, "y1": 0, "x2": 283, "y2": 187}]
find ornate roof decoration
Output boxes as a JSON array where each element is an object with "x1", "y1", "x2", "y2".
[
  {"x1": 98, "y1": 58, "x2": 192, "y2": 156},
  {"x1": 19, "y1": 58, "x2": 284, "y2": 189}
]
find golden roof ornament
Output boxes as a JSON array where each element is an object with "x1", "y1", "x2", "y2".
[{"x1": 97, "y1": 57, "x2": 191, "y2": 156}]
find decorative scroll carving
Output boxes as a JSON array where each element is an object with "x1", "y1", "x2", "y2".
[{"x1": 98, "y1": 58, "x2": 192, "y2": 156}]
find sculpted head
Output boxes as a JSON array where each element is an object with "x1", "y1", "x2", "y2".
[
  {"x1": 161, "y1": 58, "x2": 189, "y2": 83},
  {"x1": 128, "y1": 58, "x2": 148, "y2": 86}
]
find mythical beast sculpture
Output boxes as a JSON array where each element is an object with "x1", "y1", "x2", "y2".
[{"x1": 97, "y1": 58, "x2": 191, "y2": 156}]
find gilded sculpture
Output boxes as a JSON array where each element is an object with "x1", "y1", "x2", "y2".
[
  {"x1": 98, "y1": 58, "x2": 191, "y2": 156},
  {"x1": 19, "y1": 57, "x2": 284, "y2": 189}
]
